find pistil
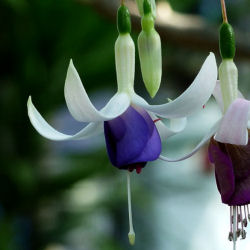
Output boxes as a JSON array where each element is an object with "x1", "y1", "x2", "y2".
[{"x1": 127, "y1": 171, "x2": 135, "y2": 245}]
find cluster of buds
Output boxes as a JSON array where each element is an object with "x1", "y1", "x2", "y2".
[{"x1": 117, "y1": 0, "x2": 162, "y2": 98}]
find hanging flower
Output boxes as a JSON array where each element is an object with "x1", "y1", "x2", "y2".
[
  {"x1": 27, "y1": 6, "x2": 217, "y2": 174},
  {"x1": 27, "y1": 3, "x2": 217, "y2": 245},
  {"x1": 27, "y1": 52, "x2": 217, "y2": 171},
  {"x1": 160, "y1": 0, "x2": 250, "y2": 246}
]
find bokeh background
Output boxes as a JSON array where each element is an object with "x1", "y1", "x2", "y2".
[{"x1": 1, "y1": 0, "x2": 250, "y2": 249}]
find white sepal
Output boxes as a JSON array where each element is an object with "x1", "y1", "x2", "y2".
[
  {"x1": 27, "y1": 96, "x2": 103, "y2": 141},
  {"x1": 132, "y1": 53, "x2": 217, "y2": 118},
  {"x1": 64, "y1": 60, "x2": 130, "y2": 122},
  {"x1": 215, "y1": 98, "x2": 250, "y2": 145},
  {"x1": 159, "y1": 119, "x2": 221, "y2": 162}
]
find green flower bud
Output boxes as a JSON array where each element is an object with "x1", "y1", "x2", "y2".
[
  {"x1": 219, "y1": 22, "x2": 235, "y2": 59},
  {"x1": 136, "y1": 0, "x2": 156, "y2": 18},
  {"x1": 219, "y1": 59, "x2": 238, "y2": 112},
  {"x1": 117, "y1": 5, "x2": 131, "y2": 34},
  {"x1": 143, "y1": 0, "x2": 151, "y2": 15},
  {"x1": 138, "y1": 27, "x2": 162, "y2": 98}
]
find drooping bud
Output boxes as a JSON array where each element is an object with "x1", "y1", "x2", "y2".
[
  {"x1": 138, "y1": 0, "x2": 162, "y2": 98},
  {"x1": 136, "y1": 0, "x2": 156, "y2": 18},
  {"x1": 115, "y1": 5, "x2": 135, "y2": 95}
]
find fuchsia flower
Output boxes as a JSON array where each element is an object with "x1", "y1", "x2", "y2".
[
  {"x1": 27, "y1": 53, "x2": 216, "y2": 172},
  {"x1": 27, "y1": 2, "x2": 218, "y2": 245}
]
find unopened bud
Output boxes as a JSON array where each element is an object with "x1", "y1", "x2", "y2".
[
  {"x1": 117, "y1": 4, "x2": 131, "y2": 34},
  {"x1": 138, "y1": 15, "x2": 162, "y2": 98},
  {"x1": 219, "y1": 22, "x2": 235, "y2": 59},
  {"x1": 136, "y1": 0, "x2": 156, "y2": 18}
]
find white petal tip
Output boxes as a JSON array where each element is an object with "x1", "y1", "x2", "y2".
[
  {"x1": 214, "y1": 133, "x2": 248, "y2": 146},
  {"x1": 27, "y1": 96, "x2": 33, "y2": 109},
  {"x1": 68, "y1": 59, "x2": 74, "y2": 69}
]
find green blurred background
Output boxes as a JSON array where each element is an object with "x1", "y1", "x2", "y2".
[{"x1": 1, "y1": 0, "x2": 250, "y2": 250}]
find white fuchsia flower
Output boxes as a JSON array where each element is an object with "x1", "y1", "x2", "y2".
[
  {"x1": 27, "y1": 3, "x2": 217, "y2": 245},
  {"x1": 27, "y1": 43, "x2": 217, "y2": 173}
]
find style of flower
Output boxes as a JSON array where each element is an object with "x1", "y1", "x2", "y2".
[{"x1": 27, "y1": 52, "x2": 217, "y2": 173}]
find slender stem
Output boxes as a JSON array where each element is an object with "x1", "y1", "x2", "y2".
[
  {"x1": 121, "y1": 0, "x2": 124, "y2": 5},
  {"x1": 220, "y1": 0, "x2": 228, "y2": 23},
  {"x1": 233, "y1": 206, "x2": 237, "y2": 250},
  {"x1": 127, "y1": 171, "x2": 135, "y2": 245}
]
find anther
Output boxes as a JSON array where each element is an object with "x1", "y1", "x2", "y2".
[
  {"x1": 228, "y1": 232, "x2": 233, "y2": 241},
  {"x1": 244, "y1": 206, "x2": 248, "y2": 227},
  {"x1": 237, "y1": 229, "x2": 241, "y2": 238},
  {"x1": 136, "y1": 167, "x2": 142, "y2": 174},
  {"x1": 202, "y1": 104, "x2": 205, "y2": 109},
  {"x1": 243, "y1": 218, "x2": 247, "y2": 227},
  {"x1": 241, "y1": 230, "x2": 247, "y2": 240},
  {"x1": 128, "y1": 167, "x2": 134, "y2": 172}
]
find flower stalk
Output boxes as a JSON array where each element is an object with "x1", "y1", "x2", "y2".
[{"x1": 220, "y1": 0, "x2": 228, "y2": 23}]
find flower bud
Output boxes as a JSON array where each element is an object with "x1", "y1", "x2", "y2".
[
  {"x1": 138, "y1": 1, "x2": 162, "y2": 98},
  {"x1": 136, "y1": 0, "x2": 156, "y2": 18},
  {"x1": 219, "y1": 59, "x2": 238, "y2": 112},
  {"x1": 219, "y1": 22, "x2": 235, "y2": 59},
  {"x1": 117, "y1": 4, "x2": 131, "y2": 34}
]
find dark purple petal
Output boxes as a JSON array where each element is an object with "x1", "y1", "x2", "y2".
[
  {"x1": 209, "y1": 134, "x2": 250, "y2": 206},
  {"x1": 104, "y1": 106, "x2": 161, "y2": 170},
  {"x1": 208, "y1": 139, "x2": 235, "y2": 204}
]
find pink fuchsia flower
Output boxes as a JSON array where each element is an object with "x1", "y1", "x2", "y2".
[{"x1": 160, "y1": 81, "x2": 250, "y2": 242}]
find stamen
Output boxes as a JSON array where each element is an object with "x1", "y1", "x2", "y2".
[
  {"x1": 127, "y1": 171, "x2": 135, "y2": 245},
  {"x1": 240, "y1": 207, "x2": 245, "y2": 239},
  {"x1": 228, "y1": 206, "x2": 233, "y2": 241},
  {"x1": 136, "y1": 167, "x2": 142, "y2": 174},
  {"x1": 233, "y1": 206, "x2": 237, "y2": 250},
  {"x1": 153, "y1": 118, "x2": 161, "y2": 123},
  {"x1": 202, "y1": 104, "x2": 205, "y2": 109},
  {"x1": 247, "y1": 205, "x2": 250, "y2": 221},
  {"x1": 243, "y1": 206, "x2": 248, "y2": 227}
]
